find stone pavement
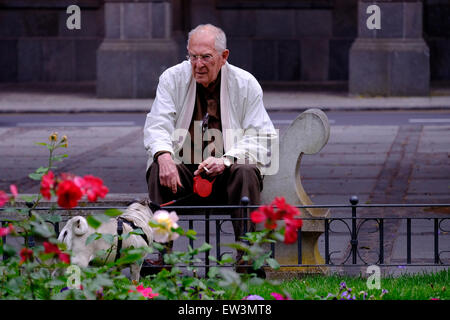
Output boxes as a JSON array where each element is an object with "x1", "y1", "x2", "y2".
[
  {"x1": 1, "y1": 83, "x2": 450, "y2": 113},
  {"x1": 0, "y1": 84, "x2": 449, "y2": 277}
]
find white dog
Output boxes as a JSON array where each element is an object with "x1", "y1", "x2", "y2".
[{"x1": 58, "y1": 202, "x2": 154, "y2": 281}]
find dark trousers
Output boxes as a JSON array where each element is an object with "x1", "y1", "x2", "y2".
[{"x1": 146, "y1": 162, "x2": 263, "y2": 242}]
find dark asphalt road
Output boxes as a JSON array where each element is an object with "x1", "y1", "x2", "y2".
[{"x1": 1, "y1": 110, "x2": 450, "y2": 127}]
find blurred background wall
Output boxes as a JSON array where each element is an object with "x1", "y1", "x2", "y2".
[{"x1": 0, "y1": 0, "x2": 448, "y2": 95}]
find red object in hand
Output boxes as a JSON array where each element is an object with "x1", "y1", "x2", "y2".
[{"x1": 193, "y1": 176, "x2": 215, "y2": 198}]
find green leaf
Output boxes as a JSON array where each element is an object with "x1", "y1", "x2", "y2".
[
  {"x1": 115, "y1": 253, "x2": 142, "y2": 266},
  {"x1": 197, "y1": 243, "x2": 212, "y2": 253},
  {"x1": 207, "y1": 267, "x2": 220, "y2": 278},
  {"x1": 36, "y1": 166, "x2": 49, "y2": 174},
  {"x1": 248, "y1": 277, "x2": 265, "y2": 286},
  {"x1": 42, "y1": 214, "x2": 62, "y2": 224},
  {"x1": 218, "y1": 268, "x2": 242, "y2": 287},
  {"x1": 266, "y1": 258, "x2": 280, "y2": 270},
  {"x1": 50, "y1": 154, "x2": 68, "y2": 162},
  {"x1": 185, "y1": 229, "x2": 197, "y2": 240},
  {"x1": 225, "y1": 242, "x2": 249, "y2": 252},
  {"x1": 148, "y1": 220, "x2": 162, "y2": 228},
  {"x1": 28, "y1": 172, "x2": 44, "y2": 181},
  {"x1": 2, "y1": 243, "x2": 17, "y2": 257},
  {"x1": 272, "y1": 231, "x2": 285, "y2": 242},
  {"x1": 253, "y1": 255, "x2": 266, "y2": 270},
  {"x1": 30, "y1": 220, "x2": 55, "y2": 238},
  {"x1": 104, "y1": 208, "x2": 123, "y2": 217},
  {"x1": 129, "y1": 228, "x2": 144, "y2": 235},
  {"x1": 172, "y1": 227, "x2": 185, "y2": 236},
  {"x1": 35, "y1": 142, "x2": 47, "y2": 146},
  {"x1": 152, "y1": 242, "x2": 165, "y2": 251},
  {"x1": 219, "y1": 253, "x2": 233, "y2": 264},
  {"x1": 92, "y1": 274, "x2": 114, "y2": 288},
  {"x1": 86, "y1": 216, "x2": 102, "y2": 229},
  {"x1": 102, "y1": 233, "x2": 115, "y2": 245},
  {"x1": 86, "y1": 233, "x2": 101, "y2": 245}
]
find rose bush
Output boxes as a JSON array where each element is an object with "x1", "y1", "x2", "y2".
[
  {"x1": 0, "y1": 133, "x2": 154, "y2": 299},
  {"x1": 0, "y1": 132, "x2": 304, "y2": 300}
]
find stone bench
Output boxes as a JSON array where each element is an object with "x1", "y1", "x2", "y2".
[{"x1": 261, "y1": 108, "x2": 330, "y2": 277}]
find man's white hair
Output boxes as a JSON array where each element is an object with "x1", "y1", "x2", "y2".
[{"x1": 187, "y1": 24, "x2": 227, "y2": 53}]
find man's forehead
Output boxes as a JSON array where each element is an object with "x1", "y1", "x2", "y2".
[{"x1": 188, "y1": 32, "x2": 216, "y2": 50}]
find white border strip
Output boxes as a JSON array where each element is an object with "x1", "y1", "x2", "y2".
[{"x1": 409, "y1": 118, "x2": 450, "y2": 123}]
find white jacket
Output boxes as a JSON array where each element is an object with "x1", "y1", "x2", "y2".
[{"x1": 143, "y1": 61, "x2": 278, "y2": 175}]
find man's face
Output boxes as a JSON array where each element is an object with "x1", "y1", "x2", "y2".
[{"x1": 188, "y1": 32, "x2": 229, "y2": 87}]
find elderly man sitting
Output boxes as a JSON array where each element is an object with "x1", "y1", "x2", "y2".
[{"x1": 143, "y1": 24, "x2": 277, "y2": 273}]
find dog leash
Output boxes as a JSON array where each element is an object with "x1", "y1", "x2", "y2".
[{"x1": 149, "y1": 174, "x2": 216, "y2": 211}]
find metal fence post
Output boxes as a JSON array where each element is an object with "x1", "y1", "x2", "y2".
[
  {"x1": 241, "y1": 197, "x2": 249, "y2": 271},
  {"x1": 350, "y1": 195, "x2": 359, "y2": 264},
  {"x1": 205, "y1": 210, "x2": 210, "y2": 275},
  {"x1": 434, "y1": 218, "x2": 440, "y2": 264},
  {"x1": 25, "y1": 202, "x2": 35, "y2": 248},
  {"x1": 407, "y1": 218, "x2": 411, "y2": 264},
  {"x1": 1, "y1": 221, "x2": 7, "y2": 261},
  {"x1": 189, "y1": 220, "x2": 194, "y2": 250},
  {"x1": 188, "y1": 219, "x2": 194, "y2": 270},
  {"x1": 297, "y1": 228, "x2": 302, "y2": 265},
  {"x1": 325, "y1": 219, "x2": 330, "y2": 265},
  {"x1": 379, "y1": 218, "x2": 384, "y2": 264},
  {"x1": 241, "y1": 196, "x2": 249, "y2": 236},
  {"x1": 216, "y1": 220, "x2": 221, "y2": 262}
]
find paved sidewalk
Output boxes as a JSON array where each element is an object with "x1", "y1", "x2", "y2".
[{"x1": 1, "y1": 83, "x2": 450, "y2": 113}]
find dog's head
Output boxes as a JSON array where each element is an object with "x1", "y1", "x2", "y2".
[{"x1": 58, "y1": 216, "x2": 89, "y2": 250}]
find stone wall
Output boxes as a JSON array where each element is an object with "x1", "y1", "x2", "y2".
[
  {"x1": 0, "y1": 0, "x2": 449, "y2": 85},
  {"x1": 0, "y1": 0, "x2": 103, "y2": 82},
  {"x1": 184, "y1": 0, "x2": 357, "y2": 83}
]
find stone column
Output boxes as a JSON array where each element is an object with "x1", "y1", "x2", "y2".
[
  {"x1": 349, "y1": 0, "x2": 429, "y2": 96},
  {"x1": 97, "y1": 0, "x2": 177, "y2": 98}
]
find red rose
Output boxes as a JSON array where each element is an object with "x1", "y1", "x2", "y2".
[
  {"x1": 43, "y1": 241, "x2": 60, "y2": 254},
  {"x1": 9, "y1": 184, "x2": 18, "y2": 198},
  {"x1": 80, "y1": 175, "x2": 109, "y2": 202},
  {"x1": 250, "y1": 209, "x2": 266, "y2": 224},
  {"x1": 250, "y1": 204, "x2": 280, "y2": 230},
  {"x1": 58, "y1": 253, "x2": 71, "y2": 264},
  {"x1": 19, "y1": 248, "x2": 34, "y2": 264},
  {"x1": 284, "y1": 220, "x2": 302, "y2": 244},
  {"x1": 56, "y1": 179, "x2": 83, "y2": 209},
  {"x1": 0, "y1": 190, "x2": 8, "y2": 207},
  {"x1": 43, "y1": 241, "x2": 70, "y2": 264},
  {"x1": 40, "y1": 171, "x2": 55, "y2": 200},
  {"x1": 250, "y1": 197, "x2": 303, "y2": 244},
  {"x1": 0, "y1": 223, "x2": 14, "y2": 237}
]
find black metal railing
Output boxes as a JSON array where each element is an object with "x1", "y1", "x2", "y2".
[{"x1": 1, "y1": 196, "x2": 449, "y2": 274}]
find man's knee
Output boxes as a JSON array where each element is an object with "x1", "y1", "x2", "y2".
[
  {"x1": 229, "y1": 164, "x2": 263, "y2": 191},
  {"x1": 230, "y1": 164, "x2": 261, "y2": 182}
]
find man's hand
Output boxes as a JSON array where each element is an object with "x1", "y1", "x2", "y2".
[
  {"x1": 157, "y1": 153, "x2": 182, "y2": 193},
  {"x1": 194, "y1": 157, "x2": 226, "y2": 177}
]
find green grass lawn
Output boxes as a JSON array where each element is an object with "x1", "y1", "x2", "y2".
[{"x1": 233, "y1": 269, "x2": 449, "y2": 300}]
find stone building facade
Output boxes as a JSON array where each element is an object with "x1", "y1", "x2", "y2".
[{"x1": 0, "y1": 0, "x2": 448, "y2": 97}]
